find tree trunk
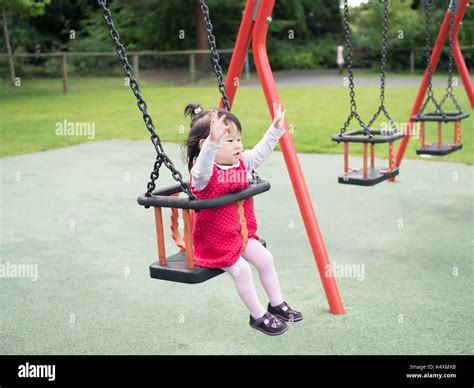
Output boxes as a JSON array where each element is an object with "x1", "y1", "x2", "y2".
[
  {"x1": 194, "y1": 0, "x2": 209, "y2": 75},
  {"x1": 2, "y1": 7, "x2": 16, "y2": 85}
]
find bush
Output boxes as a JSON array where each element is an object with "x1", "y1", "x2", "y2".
[{"x1": 268, "y1": 38, "x2": 343, "y2": 70}]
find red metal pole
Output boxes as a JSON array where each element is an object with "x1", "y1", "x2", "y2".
[
  {"x1": 252, "y1": 0, "x2": 344, "y2": 314},
  {"x1": 391, "y1": 0, "x2": 471, "y2": 180},
  {"x1": 344, "y1": 143, "x2": 349, "y2": 174},
  {"x1": 453, "y1": 41, "x2": 473, "y2": 107},
  {"x1": 219, "y1": 0, "x2": 257, "y2": 108},
  {"x1": 452, "y1": 2, "x2": 474, "y2": 108},
  {"x1": 420, "y1": 122, "x2": 425, "y2": 148},
  {"x1": 363, "y1": 143, "x2": 368, "y2": 178},
  {"x1": 437, "y1": 122, "x2": 442, "y2": 150}
]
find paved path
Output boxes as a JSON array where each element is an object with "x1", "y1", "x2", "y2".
[{"x1": 242, "y1": 69, "x2": 467, "y2": 88}]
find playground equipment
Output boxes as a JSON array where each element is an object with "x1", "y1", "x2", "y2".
[
  {"x1": 99, "y1": 0, "x2": 345, "y2": 315},
  {"x1": 392, "y1": 0, "x2": 472, "y2": 177},
  {"x1": 332, "y1": 0, "x2": 404, "y2": 186},
  {"x1": 99, "y1": 0, "x2": 270, "y2": 285},
  {"x1": 411, "y1": 0, "x2": 470, "y2": 156}
]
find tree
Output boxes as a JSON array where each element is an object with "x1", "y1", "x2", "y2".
[
  {"x1": 0, "y1": 0, "x2": 50, "y2": 84},
  {"x1": 194, "y1": 0, "x2": 208, "y2": 74},
  {"x1": 349, "y1": 0, "x2": 423, "y2": 70}
]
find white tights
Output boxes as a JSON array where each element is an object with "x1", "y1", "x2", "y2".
[{"x1": 223, "y1": 238, "x2": 284, "y2": 319}]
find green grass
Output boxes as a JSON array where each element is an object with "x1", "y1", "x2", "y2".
[{"x1": 1, "y1": 77, "x2": 472, "y2": 164}]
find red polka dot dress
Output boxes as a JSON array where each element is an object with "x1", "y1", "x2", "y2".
[{"x1": 190, "y1": 159, "x2": 259, "y2": 268}]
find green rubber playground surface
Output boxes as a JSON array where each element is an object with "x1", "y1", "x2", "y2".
[{"x1": 0, "y1": 140, "x2": 472, "y2": 355}]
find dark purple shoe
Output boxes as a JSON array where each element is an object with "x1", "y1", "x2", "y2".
[
  {"x1": 267, "y1": 302, "x2": 303, "y2": 322},
  {"x1": 249, "y1": 312, "x2": 288, "y2": 336}
]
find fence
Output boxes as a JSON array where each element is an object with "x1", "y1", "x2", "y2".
[
  {"x1": 0, "y1": 49, "x2": 251, "y2": 94},
  {"x1": 1, "y1": 46, "x2": 472, "y2": 94}
]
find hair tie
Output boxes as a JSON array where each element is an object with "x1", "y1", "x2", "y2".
[{"x1": 194, "y1": 107, "x2": 202, "y2": 115}]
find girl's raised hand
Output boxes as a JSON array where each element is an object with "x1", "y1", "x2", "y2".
[
  {"x1": 272, "y1": 102, "x2": 286, "y2": 131},
  {"x1": 209, "y1": 110, "x2": 229, "y2": 145}
]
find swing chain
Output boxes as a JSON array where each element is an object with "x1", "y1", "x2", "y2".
[
  {"x1": 366, "y1": 0, "x2": 399, "y2": 134},
  {"x1": 199, "y1": 0, "x2": 231, "y2": 111},
  {"x1": 339, "y1": 0, "x2": 371, "y2": 136},
  {"x1": 419, "y1": 0, "x2": 444, "y2": 116},
  {"x1": 379, "y1": 0, "x2": 388, "y2": 107},
  {"x1": 199, "y1": 0, "x2": 261, "y2": 185},
  {"x1": 438, "y1": 1, "x2": 463, "y2": 113},
  {"x1": 98, "y1": 0, "x2": 195, "y2": 200},
  {"x1": 147, "y1": 154, "x2": 164, "y2": 195}
]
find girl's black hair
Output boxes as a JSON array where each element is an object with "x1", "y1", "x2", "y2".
[{"x1": 181, "y1": 102, "x2": 242, "y2": 171}]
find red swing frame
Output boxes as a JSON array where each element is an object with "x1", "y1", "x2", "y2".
[
  {"x1": 219, "y1": 0, "x2": 345, "y2": 314},
  {"x1": 391, "y1": 0, "x2": 473, "y2": 179}
]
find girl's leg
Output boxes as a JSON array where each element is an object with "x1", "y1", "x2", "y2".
[
  {"x1": 223, "y1": 257, "x2": 266, "y2": 320},
  {"x1": 241, "y1": 238, "x2": 284, "y2": 307}
]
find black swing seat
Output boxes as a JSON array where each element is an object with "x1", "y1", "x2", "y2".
[
  {"x1": 331, "y1": 129, "x2": 405, "y2": 144},
  {"x1": 138, "y1": 180, "x2": 270, "y2": 284},
  {"x1": 415, "y1": 142, "x2": 462, "y2": 156},
  {"x1": 150, "y1": 252, "x2": 223, "y2": 284},
  {"x1": 411, "y1": 111, "x2": 470, "y2": 122},
  {"x1": 137, "y1": 180, "x2": 271, "y2": 209},
  {"x1": 150, "y1": 239, "x2": 267, "y2": 284},
  {"x1": 332, "y1": 129, "x2": 404, "y2": 186},
  {"x1": 411, "y1": 112, "x2": 469, "y2": 156},
  {"x1": 338, "y1": 167, "x2": 399, "y2": 186}
]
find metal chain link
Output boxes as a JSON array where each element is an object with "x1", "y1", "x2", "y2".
[
  {"x1": 98, "y1": 0, "x2": 195, "y2": 199},
  {"x1": 199, "y1": 0, "x2": 231, "y2": 111},
  {"x1": 366, "y1": 0, "x2": 400, "y2": 133},
  {"x1": 339, "y1": 0, "x2": 371, "y2": 136},
  {"x1": 419, "y1": 0, "x2": 444, "y2": 116},
  {"x1": 379, "y1": 0, "x2": 389, "y2": 107},
  {"x1": 438, "y1": 0, "x2": 463, "y2": 112},
  {"x1": 199, "y1": 0, "x2": 261, "y2": 184}
]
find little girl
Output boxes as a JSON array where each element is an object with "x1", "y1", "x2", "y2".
[{"x1": 184, "y1": 102, "x2": 303, "y2": 336}]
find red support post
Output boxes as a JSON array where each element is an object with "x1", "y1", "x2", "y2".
[
  {"x1": 344, "y1": 143, "x2": 349, "y2": 174},
  {"x1": 391, "y1": 0, "x2": 471, "y2": 181},
  {"x1": 452, "y1": 2, "x2": 474, "y2": 108},
  {"x1": 219, "y1": 0, "x2": 257, "y2": 108},
  {"x1": 250, "y1": 0, "x2": 344, "y2": 314},
  {"x1": 420, "y1": 122, "x2": 425, "y2": 148},
  {"x1": 370, "y1": 143, "x2": 375, "y2": 168},
  {"x1": 389, "y1": 142, "x2": 394, "y2": 171},
  {"x1": 363, "y1": 143, "x2": 368, "y2": 178},
  {"x1": 222, "y1": 0, "x2": 344, "y2": 314},
  {"x1": 437, "y1": 122, "x2": 442, "y2": 150}
]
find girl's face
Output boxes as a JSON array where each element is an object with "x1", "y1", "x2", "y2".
[{"x1": 201, "y1": 121, "x2": 243, "y2": 165}]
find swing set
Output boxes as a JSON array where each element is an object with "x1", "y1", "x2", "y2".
[
  {"x1": 99, "y1": 0, "x2": 345, "y2": 315},
  {"x1": 99, "y1": 0, "x2": 471, "y2": 317},
  {"x1": 395, "y1": 0, "x2": 472, "y2": 175},
  {"x1": 332, "y1": 0, "x2": 404, "y2": 186},
  {"x1": 410, "y1": 0, "x2": 470, "y2": 156},
  {"x1": 332, "y1": 0, "x2": 471, "y2": 186}
]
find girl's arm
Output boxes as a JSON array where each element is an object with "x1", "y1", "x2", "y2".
[
  {"x1": 242, "y1": 102, "x2": 286, "y2": 171},
  {"x1": 190, "y1": 137, "x2": 221, "y2": 191},
  {"x1": 242, "y1": 124, "x2": 285, "y2": 171},
  {"x1": 191, "y1": 111, "x2": 229, "y2": 191}
]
